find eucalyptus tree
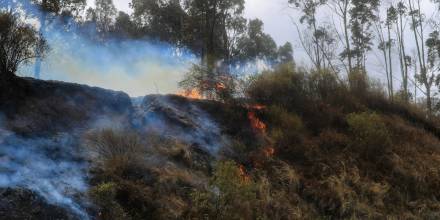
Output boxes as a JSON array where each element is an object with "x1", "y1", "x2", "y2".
[
  {"x1": 327, "y1": 0, "x2": 353, "y2": 73},
  {"x1": 349, "y1": 0, "x2": 380, "y2": 70},
  {"x1": 289, "y1": 0, "x2": 331, "y2": 70}
]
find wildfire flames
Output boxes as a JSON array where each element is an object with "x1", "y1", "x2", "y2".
[
  {"x1": 248, "y1": 111, "x2": 266, "y2": 134},
  {"x1": 263, "y1": 147, "x2": 275, "y2": 157},
  {"x1": 239, "y1": 165, "x2": 251, "y2": 183},
  {"x1": 177, "y1": 89, "x2": 203, "y2": 99},
  {"x1": 215, "y1": 82, "x2": 226, "y2": 90},
  {"x1": 249, "y1": 104, "x2": 266, "y2": 110}
]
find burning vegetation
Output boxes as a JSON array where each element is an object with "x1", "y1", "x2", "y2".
[{"x1": 4, "y1": 0, "x2": 440, "y2": 219}]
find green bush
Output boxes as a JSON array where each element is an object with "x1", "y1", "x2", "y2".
[
  {"x1": 267, "y1": 106, "x2": 303, "y2": 146},
  {"x1": 346, "y1": 112, "x2": 391, "y2": 159}
]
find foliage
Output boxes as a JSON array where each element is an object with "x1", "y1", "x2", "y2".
[
  {"x1": 89, "y1": 182, "x2": 128, "y2": 220},
  {"x1": 346, "y1": 112, "x2": 391, "y2": 159},
  {"x1": 189, "y1": 160, "x2": 259, "y2": 219},
  {"x1": 0, "y1": 12, "x2": 48, "y2": 77}
]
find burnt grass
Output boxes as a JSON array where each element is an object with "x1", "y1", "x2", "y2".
[{"x1": 3, "y1": 67, "x2": 440, "y2": 219}]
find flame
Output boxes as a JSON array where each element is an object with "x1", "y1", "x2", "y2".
[
  {"x1": 248, "y1": 112, "x2": 266, "y2": 134},
  {"x1": 177, "y1": 89, "x2": 203, "y2": 99},
  {"x1": 238, "y1": 165, "x2": 251, "y2": 183},
  {"x1": 263, "y1": 147, "x2": 275, "y2": 157},
  {"x1": 250, "y1": 104, "x2": 266, "y2": 110},
  {"x1": 216, "y1": 82, "x2": 226, "y2": 90}
]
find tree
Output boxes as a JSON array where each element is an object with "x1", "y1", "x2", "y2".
[
  {"x1": 290, "y1": 0, "x2": 329, "y2": 70},
  {"x1": 131, "y1": 0, "x2": 187, "y2": 43},
  {"x1": 233, "y1": 19, "x2": 278, "y2": 62},
  {"x1": 374, "y1": 5, "x2": 394, "y2": 99},
  {"x1": 394, "y1": 2, "x2": 410, "y2": 102},
  {"x1": 349, "y1": 0, "x2": 380, "y2": 70},
  {"x1": 95, "y1": 0, "x2": 117, "y2": 34},
  {"x1": 30, "y1": 0, "x2": 86, "y2": 79},
  {"x1": 278, "y1": 42, "x2": 294, "y2": 64},
  {"x1": 0, "y1": 12, "x2": 48, "y2": 78},
  {"x1": 328, "y1": 0, "x2": 353, "y2": 73},
  {"x1": 408, "y1": 0, "x2": 432, "y2": 116},
  {"x1": 423, "y1": 31, "x2": 440, "y2": 116},
  {"x1": 184, "y1": 0, "x2": 246, "y2": 68}
]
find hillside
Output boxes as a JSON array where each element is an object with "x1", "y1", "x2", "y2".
[{"x1": 1, "y1": 66, "x2": 440, "y2": 219}]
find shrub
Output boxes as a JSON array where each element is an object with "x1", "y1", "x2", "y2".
[
  {"x1": 190, "y1": 161, "x2": 259, "y2": 219},
  {"x1": 84, "y1": 129, "x2": 148, "y2": 179},
  {"x1": 266, "y1": 106, "x2": 302, "y2": 146},
  {"x1": 346, "y1": 112, "x2": 391, "y2": 159},
  {"x1": 89, "y1": 182, "x2": 128, "y2": 220}
]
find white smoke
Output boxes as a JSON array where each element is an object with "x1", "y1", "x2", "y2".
[{"x1": 0, "y1": 126, "x2": 90, "y2": 219}]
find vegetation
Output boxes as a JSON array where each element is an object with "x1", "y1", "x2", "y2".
[
  {"x1": 79, "y1": 64, "x2": 440, "y2": 219},
  {"x1": 0, "y1": 12, "x2": 47, "y2": 78},
  {"x1": 3, "y1": 0, "x2": 440, "y2": 219}
]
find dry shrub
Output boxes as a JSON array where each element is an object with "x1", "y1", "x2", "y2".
[
  {"x1": 304, "y1": 166, "x2": 388, "y2": 219},
  {"x1": 318, "y1": 129, "x2": 350, "y2": 152},
  {"x1": 85, "y1": 129, "x2": 145, "y2": 166}
]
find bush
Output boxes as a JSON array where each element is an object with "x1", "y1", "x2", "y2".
[
  {"x1": 85, "y1": 129, "x2": 147, "y2": 178},
  {"x1": 190, "y1": 161, "x2": 259, "y2": 219},
  {"x1": 346, "y1": 112, "x2": 391, "y2": 159},
  {"x1": 89, "y1": 182, "x2": 128, "y2": 220},
  {"x1": 266, "y1": 105, "x2": 302, "y2": 146}
]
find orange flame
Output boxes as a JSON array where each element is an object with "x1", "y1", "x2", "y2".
[
  {"x1": 177, "y1": 89, "x2": 203, "y2": 99},
  {"x1": 239, "y1": 165, "x2": 251, "y2": 183},
  {"x1": 253, "y1": 104, "x2": 266, "y2": 110},
  {"x1": 248, "y1": 112, "x2": 266, "y2": 134},
  {"x1": 263, "y1": 147, "x2": 275, "y2": 157},
  {"x1": 215, "y1": 82, "x2": 226, "y2": 90}
]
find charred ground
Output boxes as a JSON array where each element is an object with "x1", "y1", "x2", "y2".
[{"x1": 2, "y1": 65, "x2": 440, "y2": 219}]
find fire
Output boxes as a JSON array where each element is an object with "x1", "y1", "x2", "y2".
[
  {"x1": 177, "y1": 89, "x2": 203, "y2": 99},
  {"x1": 238, "y1": 165, "x2": 251, "y2": 183},
  {"x1": 250, "y1": 104, "x2": 266, "y2": 110},
  {"x1": 215, "y1": 82, "x2": 226, "y2": 90},
  {"x1": 248, "y1": 111, "x2": 266, "y2": 134},
  {"x1": 263, "y1": 146, "x2": 275, "y2": 157}
]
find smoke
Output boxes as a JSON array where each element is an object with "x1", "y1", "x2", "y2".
[
  {"x1": 135, "y1": 95, "x2": 230, "y2": 155},
  {"x1": 0, "y1": 126, "x2": 90, "y2": 219},
  {"x1": 11, "y1": 0, "x2": 197, "y2": 97}
]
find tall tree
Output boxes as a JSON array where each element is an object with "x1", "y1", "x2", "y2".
[
  {"x1": 290, "y1": 0, "x2": 328, "y2": 70},
  {"x1": 395, "y1": 1, "x2": 410, "y2": 101},
  {"x1": 233, "y1": 19, "x2": 278, "y2": 62},
  {"x1": 0, "y1": 12, "x2": 48, "y2": 78},
  {"x1": 131, "y1": 0, "x2": 187, "y2": 43},
  {"x1": 408, "y1": 0, "x2": 433, "y2": 116},
  {"x1": 95, "y1": 0, "x2": 117, "y2": 34},
  {"x1": 184, "y1": 0, "x2": 245, "y2": 68},
  {"x1": 328, "y1": 0, "x2": 353, "y2": 73},
  {"x1": 349, "y1": 0, "x2": 380, "y2": 70},
  {"x1": 278, "y1": 42, "x2": 294, "y2": 64}
]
